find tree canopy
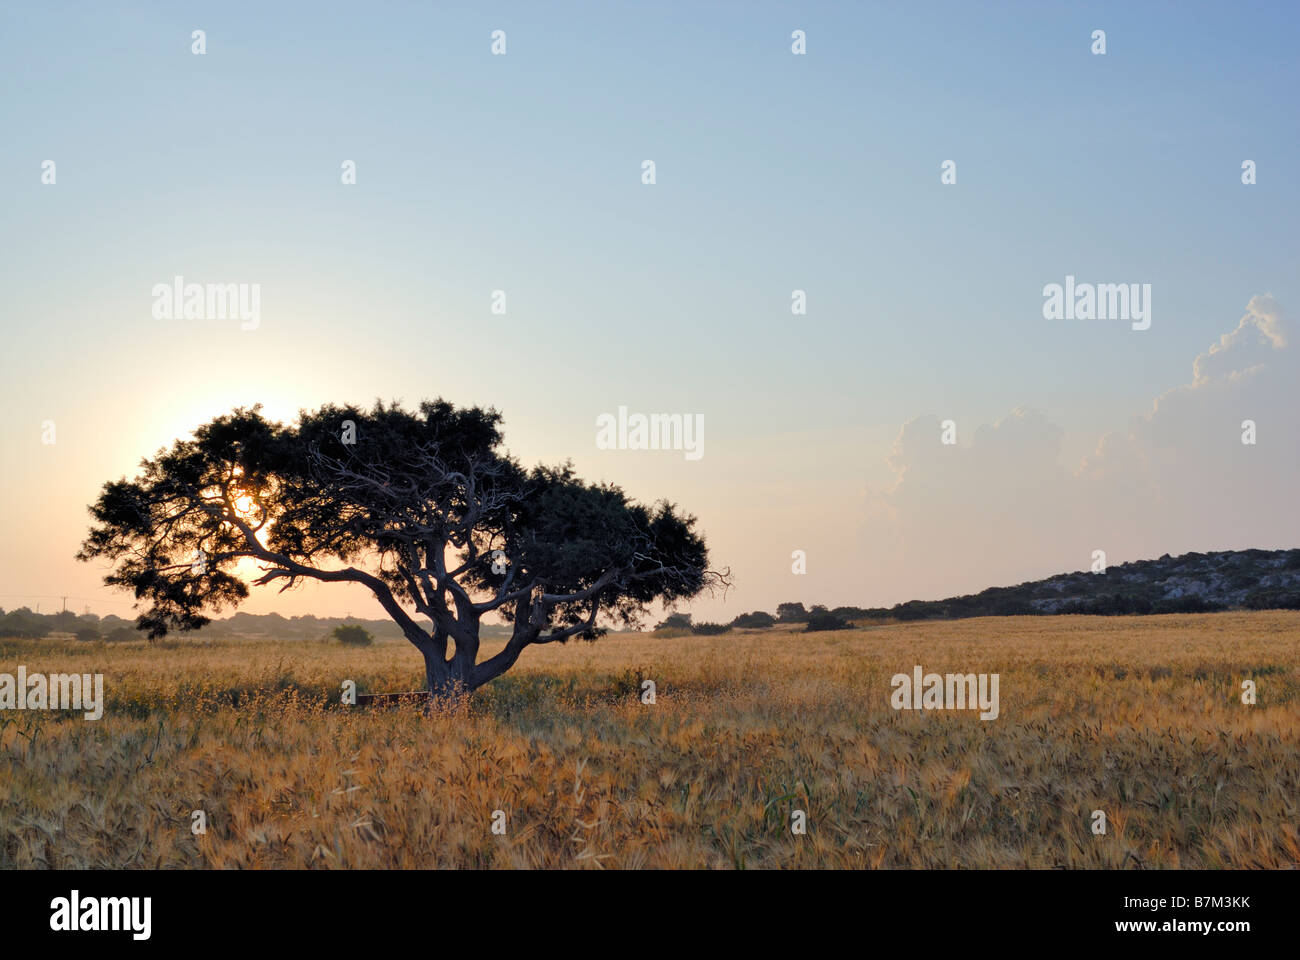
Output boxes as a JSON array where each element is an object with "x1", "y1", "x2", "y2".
[{"x1": 78, "y1": 400, "x2": 726, "y2": 696}]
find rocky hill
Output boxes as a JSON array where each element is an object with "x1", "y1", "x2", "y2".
[{"x1": 882, "y1": 548, "x2": 1300, "y2": 620}]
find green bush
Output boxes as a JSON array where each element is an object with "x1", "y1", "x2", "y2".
[
  {"x1": 830, "y1": 606, "x2": 878, "y2": 621},
  {"x1": 654, "y1": 612, "x2": 692, "y2": 631},
  {"x1": 730, "y1": 611, "x2": 776, "y2": 629},
  {"x1": 804, "y1": 612, "x2": 851, "y2": 632},
  {"x1": 332, "y1": 624, "x2": 374, "y2": 646},
  {"x1": 775, "y1": 602, "x2": 808, "y2": 622},
  {"x1": 690, "y1": 621, "x2": 732, "y2": 635},
  {"x1": 892, "y1": 600, "x2": 939, "y2": 621}
]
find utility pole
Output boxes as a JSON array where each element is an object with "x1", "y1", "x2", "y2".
[{"x1": 60, "y1": 596, "x2": 68, "y2": 613}]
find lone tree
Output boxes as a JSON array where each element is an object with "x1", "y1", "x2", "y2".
[{"x1": 78, "y1": 401, "x2": 726, "y2": 699}]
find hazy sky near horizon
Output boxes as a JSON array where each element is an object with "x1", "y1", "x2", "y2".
[{"x1": 2, "y1": 2, "x2": 1298, "y2": 624}]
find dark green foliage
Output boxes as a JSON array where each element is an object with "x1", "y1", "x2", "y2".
[
  {"x1": 1062, "y1": 593, "x2": 1154, "y2": 615},
  {"x1": 50, "y1": 610, "x2": 79, "y2": 632},
  {"x1": 0, "y1": 608, "x2": 48, "y2": 639},
  {"x1": 332, "y1": 624, "x2": 374, "y2": 646},
  {"x1": 988, "y1": 598, "x2": 1038, "y2": 616},
  {"x1": 775, "y1": 602, "x2": 808, "y2": 622},
  {"x1": 654, "y1": 612, "x2": 692, "y2": 631},
  {"x1": 804, "y1": 611, "x2": 852, "y2": 632},
  {"x1": 690, "y1": 621, "x2": 731, "y2": 635},
  {"x1": 892, "y1": 600, "x2": 934, "y2": 621},
  {"x1": 1244, "y1": 589, "x2": 1300, "y2": 610},
  {"x1": 1152, "y1": 596, "x2": 1226, "y2": 614},
  {"x1": 730, "y1": 610, "x2": 776, "y2": 628},
  {"x1": 829, "y1": 606, "x2": 878, "y2": 621}
]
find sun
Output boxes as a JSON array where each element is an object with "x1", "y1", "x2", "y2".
[{"x1": 226, "y1": 487, "x2": 274, "y2": 567}]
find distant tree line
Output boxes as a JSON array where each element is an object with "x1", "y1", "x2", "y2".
[
  {"x1": 0, "y1": 608, "x2": 139, "y2": 642},
  {"x1": 654, "y1": 603, "x2": 862, "y2": 635},
  {"x1": 0, "y1": 608, "x2": 420, "y2": 644}
]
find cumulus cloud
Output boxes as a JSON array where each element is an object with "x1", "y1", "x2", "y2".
[
  {"x1": 1193, "y1": 294, "x2": 1287, "y2": 382},
  {"x1": 860, "y1": 296, "x2": 1299, "y2": 603}
]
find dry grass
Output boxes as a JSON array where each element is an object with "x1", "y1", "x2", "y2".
[{"x1": 2, "y1": 612, "x2": 1297, "y2": 869}]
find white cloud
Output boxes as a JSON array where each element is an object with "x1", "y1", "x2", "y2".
[
  {"x1": 860, "y1": 296, "x2": 1299, "y2": 603},
  {"x1": 1193, "y1": 294, "x2": 1287, "y2": 382}
]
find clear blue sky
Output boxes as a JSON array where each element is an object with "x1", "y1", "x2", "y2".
[{"x1": 2, "y1": 1, "x2": 1297, "y2": 621}]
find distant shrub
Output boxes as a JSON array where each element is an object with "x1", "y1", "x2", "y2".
[
  {"x1": 104, "y1": 626, "x2": 138, "y2": 643},
  {"x1": 892, "y1": 600, "x2": 938, "y2": 621},
  {"x1": 730, "y1": 611, "x2": 776, "y2": 629},
  {"x1": 654, "y1": 612, "x2": 692, "y2": 632},
  {"x1": 73, "y1": 625, "x2": 101, "y2": 643},
  {"x1": 332, "y1": 624, "x2": 374, "y2": 646},
  {"x1": 775, "y1": 602, "x2": 808, "y2": 623},
  {"x1": 804, "y1": 612, "x2": 851, "y2": 632},
  {"x1": 690, "y1": 621, "x2": 732, "y2": 635},
  {"x1": 830, "y1": 606, "x2": 877, "y2": 622}
]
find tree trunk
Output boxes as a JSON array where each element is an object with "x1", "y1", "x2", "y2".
[{"x1": 422, "y1": 647, "x2": 469, "y2": 704}]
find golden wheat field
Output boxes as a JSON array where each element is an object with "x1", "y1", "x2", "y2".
[{"x1": 1, "y1": 612, "x2": 1297, "y2": 869}]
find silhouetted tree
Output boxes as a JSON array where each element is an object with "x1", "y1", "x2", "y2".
[
  {"x1": 78, "y1": 401, "x2": 727, "y2": 699},
  {"x1": 804, "y1": 611, "x2": 851, "y2": 632},
  {"x1": 51, "y1": 609, "x2": 78, "y2": 632},
  {"x1": 654, "y1": 612, "x2": 693, "y2": 631},
  {"x1": 775, "y1": 602, "x2": 808, "y2": 622}
]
